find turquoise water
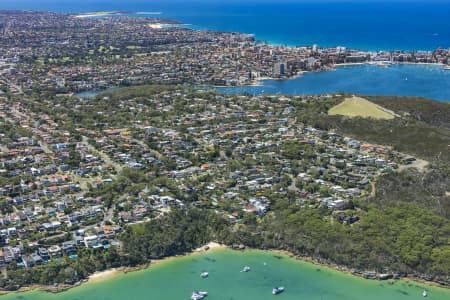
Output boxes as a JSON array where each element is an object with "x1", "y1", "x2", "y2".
[
  {"x1": 217, "y1": 64, "x2": 450, "y2": 101},
  {"x1": 2, "y1": 249, "x2": 449, "y2": 300}
]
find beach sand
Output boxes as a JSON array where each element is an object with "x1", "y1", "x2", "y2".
[
  {"x1": 86, "y1": 242, "x2": 226, "y2": 284},
  {"x1": 194, "y1": 242, "x2": 227, "y2": 252},
  {"x1": 149, "y1": 24, "x2": 163, "y2": 29},
  {"x1": 88, "y1": 268, "x2": 122, "y2": 283}
]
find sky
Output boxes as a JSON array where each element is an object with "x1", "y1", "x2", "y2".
[
  {"x1": 0, "y1": 0, "x2": 445, "y2": 3},
  {"x1": 0, "y1": 0, "x2": 446, "y2": 12}
]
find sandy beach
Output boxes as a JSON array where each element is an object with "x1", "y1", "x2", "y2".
[
  {"x1": 0, "y1": 243, "x2": 447, "y2": 296},
  {"x1": 333, "y1": 62, "x2": 445, "y2": 68},
  {"x1": 74, "y1": 12, "x2": 119, "y2": 18},
  {"x1": 86, "y1": 242, "x2": 226, "y2": 283},
  {"x1": 87, "y1": 268, "x2": 123, "y2": 283},
  {"x1": 194, "y1": 242, "x2": 227, "y2": 252},
  {"x1": 148, "y1": 23, "x2": 183, "y2": 29},
  {"x1": 149, "y1": 23, "x2": 163, "y2": 29}
]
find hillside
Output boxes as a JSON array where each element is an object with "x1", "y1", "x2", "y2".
[
  {"x1": 298, "y1": 95, "x2": 450, "y2": 162},
  {"x1": 367, "y1": 95, "x2": 450, "y2": 128}
]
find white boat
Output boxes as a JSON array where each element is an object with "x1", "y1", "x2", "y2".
[
  {"x1": 422, "y1": 290, "x2": 428, "y2": 297},
  {"x1": 272, "y1": 287, "x2": 285, "y2": 295},
  {"x1": 191, "y1": 291, "x2": 208, "y2": 300},
  {"x1": 443, "y1": 66, "x2": 450, "y2": 70},
  {"x1": 200, "y1": 272, "x2": 209, "y2": 278},
  {"x1": 241, "y1": 266, "x2": 251, "y2": 272}
]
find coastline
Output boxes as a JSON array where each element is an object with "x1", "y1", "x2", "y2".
[
  {"x1": 0, "y1": 242, "x2": 227, "y2": 296},
  {"x1": 77, "y1": 61, "x2": 448, "y2": 97},
  {"x1": 269, "y1": 249, "x2": 449, "y2": 290},
  {"x1": 248, "y1": 61, "x2": 447, "y2": 88},
  {"x1": 73, "y1": 11, "x2": 163, "y2": 19},
  {"x1": 334, "y1": 62, "x2": 445, "y2": 67},
  {"x1": 72, "y1": 243, "x2": 450, "y2": 291},
  {"x1": 73, "y1": 11, "x2": 122, "y2": 18},
  {"x1": 0, "y1": 242, "x2": 447, "y2": 297},
  {"x1": 85, "y1": 242, "x2": 227, "y2": 283},
  {"x1": 217, "y1": 61, "x2": 447, "y2": 90}
]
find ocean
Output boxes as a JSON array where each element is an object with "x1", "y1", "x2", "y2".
[
  {"x1": 1, "y1": 249, "x2": 449, "y2": 300},
  {"x1": 1, "y1": 0, "x2": 450, "y2": 51}
]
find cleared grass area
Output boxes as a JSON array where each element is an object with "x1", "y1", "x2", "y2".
[{"x1": 328, "y1": 96, "x2": 395, "y2": 120}]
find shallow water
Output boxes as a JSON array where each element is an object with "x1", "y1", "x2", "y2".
[{"x1": 2, "y1": 249, "x2": 449, "y2": 300}]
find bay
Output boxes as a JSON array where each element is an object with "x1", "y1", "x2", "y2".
[
  {"x1": 77, "y1": 64, "x2": 450, "y2": 101},
  {"x1": 1, "y1": 249, "x2": 449, "y2": 300},
  {"x1": 217, "y1": 64, "x2": 450, "y2": 102}
]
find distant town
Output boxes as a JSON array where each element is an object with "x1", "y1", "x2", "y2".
[{"x1": 0, "y1": 10, "x2": 449, "y2": 95}]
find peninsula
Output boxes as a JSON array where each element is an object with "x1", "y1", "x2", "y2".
[
  {"x1": 0, "y1": 10, "x2": 448, "y2": 96},
  {"x1": 0, "y1": 9, "x2": 448, "y2": 295}
]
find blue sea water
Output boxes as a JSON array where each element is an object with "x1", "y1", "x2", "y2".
[
  {"x1": 2, "y1": 0, "x2": 450, "y2": 51},
  {"x1": 217, "y1": 64, "x2": 450, "y2": 101}
]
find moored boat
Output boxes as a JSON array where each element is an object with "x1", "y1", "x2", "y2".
[
  {"x1": 241, "y1": 266, "x2": 251, "y2": 272},
  {"x1": 191, "y1": 290, "x2": 208, "y2": 300},
  {"x1": 272, "y1": 287, "x2": 285, "y2": 295},
  {"x1": 422, "y1": 290, "x2": 428, "y2": 297},
  {"x1": 200, "y1": 272, "x2": 209, "y2": 278}
]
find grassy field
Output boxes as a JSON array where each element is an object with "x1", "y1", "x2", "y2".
[{"x1": 328, "y1": 96, "x2": 395, "y2": 119}]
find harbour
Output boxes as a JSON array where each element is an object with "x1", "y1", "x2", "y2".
[{"x1": 1, "y1": 249, "x2": 449, "y2": 300}]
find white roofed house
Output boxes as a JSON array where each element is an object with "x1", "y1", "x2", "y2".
[{"x1": 84, "y1": 235, "x2": 101, "y2": 248}]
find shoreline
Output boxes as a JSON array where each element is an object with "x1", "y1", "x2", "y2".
[
  {"x1": 269, "y1": 249, "x2": 448, "y2": 290},
  {"x1": 73, "y1": 11, "x2": 122, "y2": 18},
  {"x1": 73, "y1": 11, "x2": 163, "y2": 19},
  {"x1": 77, "y1": 60, "x2": 448, "y2": 97},
  {"x1": 86, "y1": 242, "x2": 227, "y2": 283},
  {"x1": 66, "y1": 10, "x2": 447, "y2": 55},
  {"x1": 0, "y1": 242, "x2": 227, "y2": 296},
  {"x1": 62, "y1": 244, "x2": 450, "y2": 290},
  {"x1": 0, "y1": 242, "x2": 447, "y2": 297},
  {"x1": 333, "y1": 62, "x2": 445, "y2": 67},
  {"x1": 219, "y1": 61, "x2": 447, "y2": 90}
]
